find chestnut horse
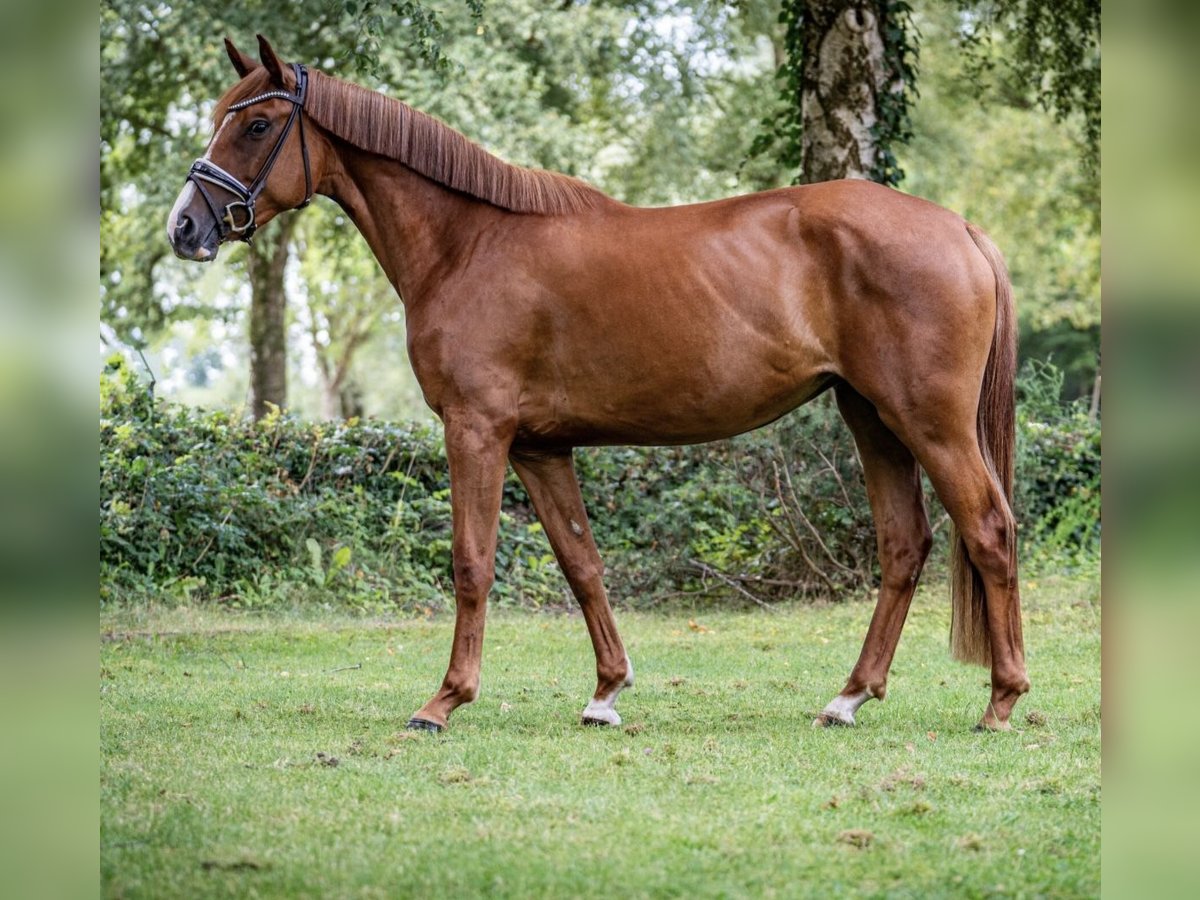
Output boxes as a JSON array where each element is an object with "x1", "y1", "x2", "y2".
[{"x1": 168, "y1": 37, "x2": 1029, "y2": 733}]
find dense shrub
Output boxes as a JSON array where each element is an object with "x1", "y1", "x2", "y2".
[
  {"x1": 100, "y1": 355, "x2": 1099, "y2": 610},
  {"x1": 1014, "y1": 361, "x2": 1102, "y2": 571}
]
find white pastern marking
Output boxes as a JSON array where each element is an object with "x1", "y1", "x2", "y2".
[
  {"x1": 817, "y1": 689, "x2": 873, "y2": 726},
  {"x1": 581, "y1": 655, "x2": 634, "y2": 726},
  {"x1": 582, "y1": 694, "x2": 622, "y2": 726}
]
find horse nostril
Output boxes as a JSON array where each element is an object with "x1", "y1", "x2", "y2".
[{"x1": 176, "y1": 213, "x2": 196, "y2": 242}]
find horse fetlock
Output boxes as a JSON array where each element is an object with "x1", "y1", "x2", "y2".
[
  {"x1": 437, "y1": 676, "x2": 480, "y2": 709},
  {"x1": 993, "y1": 665, "x2": 1030, "y2": 697},
  {"x1": 595, "y1": 654, "x2": 633, "y2": 696},
  {"x1": 978, "y1": 679, "x2": 1027, "y2": 731},
  {"x1": 454, "y1": 681, "x2": 480, "y2": 705}
]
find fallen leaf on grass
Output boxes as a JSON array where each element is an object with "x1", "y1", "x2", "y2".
[
  {"x1": 838, "y1": 829, "x2": 874, "y2": 848},
  {"x1": 957, "y1": 833, "x2": 984, "y2": 851},
  {"x1": 879, "y1": 767, "x2": 926, "y2": 792},
  {"x1": 1025, "y1": 710, "x2": 1048, "y2": 728},
  {"x1": 200, "y1": 859, "x2": 263, "y2": 871}
]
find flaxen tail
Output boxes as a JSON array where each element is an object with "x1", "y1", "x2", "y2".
[{"x1": 951, "y1": 223, "x2": 1017, "y2": 666}]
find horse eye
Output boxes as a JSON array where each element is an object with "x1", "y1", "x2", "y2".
[{"x1": 247, "y1": 119, "x2": 270, "y2": 137}]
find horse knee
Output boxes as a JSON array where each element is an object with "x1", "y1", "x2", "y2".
[
  {"x1": 453, "y1": 556, "x2": 494, "y2": 598},
  {"x1": 881, "y1": 524, "x2": 933, "y2": 589},
  {"x1": 561, "y1": 556, "x2": 604, "y2": 588}
]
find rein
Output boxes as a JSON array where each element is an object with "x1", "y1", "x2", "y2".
[{"x1": 185, "y1": 63, "x2": 312, "y2": 243}]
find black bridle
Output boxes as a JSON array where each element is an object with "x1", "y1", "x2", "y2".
[{"x1": 186, "y1": 63, "x2": 312, "y2": 243}]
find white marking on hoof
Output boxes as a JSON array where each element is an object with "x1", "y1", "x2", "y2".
[
  {"x1": 581, "y1": 655, "x2": 633, "y2": 727},
  {"x1": 813, "y1": 690, "x2": 873, "y2": 727},
  {"x1": 581, "y1": 698, "x2": 621, "y2": 726}
]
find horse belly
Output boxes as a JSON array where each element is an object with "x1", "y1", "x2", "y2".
[{"x1": 518, "y1": 311, "x2": 834, "y2": 447}]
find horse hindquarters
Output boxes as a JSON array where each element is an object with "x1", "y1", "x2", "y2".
[{"x1": 824, "y1": 220, "x2": 1028, "y2": 730}]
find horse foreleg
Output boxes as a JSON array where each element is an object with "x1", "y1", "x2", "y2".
[
  {"x1": 510, "y1": 449, "x2": 633, "y2": 726},
  {"x1": 816, "y1": 386, "x2": 932, "y2": 727},
  {"x1": 407, "y1": 413, "x2": 512, "y2": 732}
]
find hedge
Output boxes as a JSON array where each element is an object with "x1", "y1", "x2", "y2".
[{"x1": 100, "y1": 355, "x2": 1099, "y2": 610}]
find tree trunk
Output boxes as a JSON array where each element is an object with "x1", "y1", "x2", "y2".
[
  {"x1": 321, "y1": 379, "x2": 365, "y2": 421},
  {"x1": 246, "y1": 217, "x2": 296, "y2": 420},
  {"x1": 799, "y1": 1, "x2": 896, "y2": 184}
]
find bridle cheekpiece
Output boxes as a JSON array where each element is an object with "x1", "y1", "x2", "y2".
[{"x1": 185, "y1": 62, "x2": 312, "y2": 243}]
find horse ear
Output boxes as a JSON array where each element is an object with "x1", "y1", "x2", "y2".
[
  {"x1": 256, "y1": 34, "x2": 287, "y2": 86},
  {"x1": 224, "y1": 37, "x2": 257, "y2": 78}
]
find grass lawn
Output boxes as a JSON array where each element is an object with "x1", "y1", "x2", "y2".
[{"x1": 101, "y1": 574, "x2": 1100, "y2": 898}]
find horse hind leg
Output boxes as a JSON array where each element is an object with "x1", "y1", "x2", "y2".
[
  {"x1": 914, "y1": 433, "x2": 1029, "y2": 729},
  {"x1": 815, "y1": 385, "x2": 932, "y2": 727},
  {"x1": 509, "y1": 449, "x2": 633, "y2": 726}
]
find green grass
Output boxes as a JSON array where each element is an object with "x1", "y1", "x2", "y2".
[{"x1": 101, "y1": 574, "x2": 1100, "y2": 898}]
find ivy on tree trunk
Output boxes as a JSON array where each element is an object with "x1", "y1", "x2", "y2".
[{"x1": 751, "y1": 1, "x2": 918, "y2": 187}]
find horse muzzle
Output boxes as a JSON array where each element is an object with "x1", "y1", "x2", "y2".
[
  {"x1": 167, "y1": 178, "x2": 222, "y2": 262},
  {"x1": 169, "y1": 211, "x2": 220, "y2": 262}
]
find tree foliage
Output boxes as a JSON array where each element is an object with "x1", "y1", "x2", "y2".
[
  {"x1": 900, "y1": 2, "x2": 1100, "y2": 393},
  {"x1": 958, "y1": 0, "x2": 1101, "y2": 173}
]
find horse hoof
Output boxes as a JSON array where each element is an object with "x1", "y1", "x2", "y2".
[
  {"x1": 406, "y1": 717, "x2": 444, "y2": 733},
  {"x1": 973, "y1": 720, "x2": 1011, "y2": 733},
  {"x1": 813, "y1": 712, "x2": 854, "y2": 728},
  {"x1": 581, "y1": 715, "x2": 617, "y2": 727}
]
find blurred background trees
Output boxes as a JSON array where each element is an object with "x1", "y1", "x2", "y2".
[{"x1": 101, "y1": 0, "x2": 1099, "y2": 416}]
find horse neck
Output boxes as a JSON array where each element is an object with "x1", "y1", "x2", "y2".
[{"x1": 319, "y1": 141, "x2": 493, "y2": 307}]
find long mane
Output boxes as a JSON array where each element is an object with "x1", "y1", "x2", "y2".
[{"x1": 303, "y1": 70, "x2": 605, "y2": 216}]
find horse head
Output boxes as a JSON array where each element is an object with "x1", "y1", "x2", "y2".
[{"x1": 167, "y1": 36, "x2": 315, "y2": 261}]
